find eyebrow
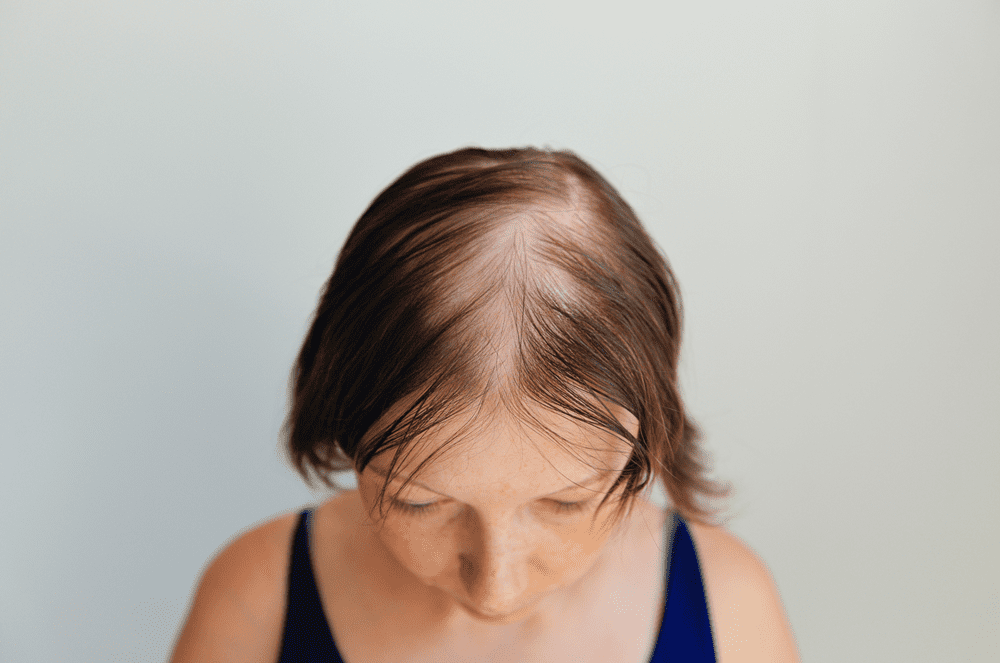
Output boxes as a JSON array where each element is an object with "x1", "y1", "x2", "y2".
[{"x1": 367, "y1": 465, "x2": 616, "y2": 498}]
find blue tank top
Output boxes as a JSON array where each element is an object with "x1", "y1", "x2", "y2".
[{"x1": 279, "y1": 508, "x2": 716, "y2": 662}]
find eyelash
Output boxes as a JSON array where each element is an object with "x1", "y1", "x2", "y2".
[
  {"x1": 390, "y1": 499, "x2": 440, "y2": 515},
  {"x1": 551, "y1": 499, "x2": 588, "y2": 513},
  {"x1": 389, "y1": 498, "x2": 588, "y2": 516}
]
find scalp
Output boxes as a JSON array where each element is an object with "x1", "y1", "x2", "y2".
[{"x1": 287, "y1": 146, "x2": 729, "y2": 528}]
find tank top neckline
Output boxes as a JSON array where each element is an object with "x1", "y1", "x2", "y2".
[{"x1": 280, "y1": 505, "x2": 716, "y2": 662}]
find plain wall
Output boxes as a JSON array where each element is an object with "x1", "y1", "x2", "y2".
[{"x1": 1, "y1": 1, "x2": 998, "y2": 661}]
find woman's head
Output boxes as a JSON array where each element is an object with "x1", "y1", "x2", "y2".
[{"x1": 286, "y1": 146, "x2": 727, "y2": 534}]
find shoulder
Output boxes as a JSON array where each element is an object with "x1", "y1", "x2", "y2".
[
  {"x1": 685, "y1": 520, "x2": 801, "y2": 663},
  {"x1": 168, "y1": 510, "x2": 303, "y2": 663}
]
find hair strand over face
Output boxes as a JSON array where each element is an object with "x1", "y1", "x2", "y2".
[{"x1": 284, "y1": 146, "x2": 730, "y2": 528}]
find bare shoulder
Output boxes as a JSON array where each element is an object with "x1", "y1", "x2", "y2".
[
  {"x1": 168, "y1": 510, "x2": 302, "y2": 663},
  {"x1": 686, "y1": 521, "x2": 801, "y2": 663}
]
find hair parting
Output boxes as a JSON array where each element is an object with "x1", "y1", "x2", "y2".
[{"x1": 284, "y1": 146, "x2": 729, "y2": 528}]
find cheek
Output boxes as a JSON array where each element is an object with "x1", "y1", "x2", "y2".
[
  {"x1": 378, "y1": 520, "x2": 457, "y2": 579},
  {"x1": 539, "y1": 524, "x2": 611, "y2": 577}
]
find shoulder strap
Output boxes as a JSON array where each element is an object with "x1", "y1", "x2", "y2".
[
  {"x1": 277, "y1": 509, "x2": 346, "y2": 663},
  {"x1": 648, "y1": 512, "x2": 717, "y2": 662}
]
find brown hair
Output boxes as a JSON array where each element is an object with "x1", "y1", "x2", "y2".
[{"x1": 284, "y1": 146, "x2": 729, "y2": 528}]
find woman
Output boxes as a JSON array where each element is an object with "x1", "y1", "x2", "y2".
[{"x1": 169, "y1": 147, "x2": 799, "y2": 662}]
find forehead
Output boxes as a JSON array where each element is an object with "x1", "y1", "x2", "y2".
[{"x1": 370, "y1": 400, "x2": 634, "y2": 497}]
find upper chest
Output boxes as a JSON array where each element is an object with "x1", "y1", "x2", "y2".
[{"x1": 306, "y1": 492, "x2": 672, "y2": 663}]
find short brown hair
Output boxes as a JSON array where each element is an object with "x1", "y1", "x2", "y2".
[{"x1": 284, "y1": 146, "x2": 728, "y2": 528}]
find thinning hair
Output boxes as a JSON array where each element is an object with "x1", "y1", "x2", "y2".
[{"x1": 285, "y1": 146, "x2": 729, "y2": 529}]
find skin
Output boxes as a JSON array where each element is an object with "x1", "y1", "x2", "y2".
[
  {"x1": 353, "y1": 402, "x2": 640, "y2": 639},
  {"x1": 169, "y1": 402, "x2": 801, "y2": 662}
]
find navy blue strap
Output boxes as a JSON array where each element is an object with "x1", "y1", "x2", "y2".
[
  {"x1": 648, "y1": 512, "x2": 717, "y2": 662},
  {"x1": 278, "y1": 509, "x2": 345, "y2": 663}
]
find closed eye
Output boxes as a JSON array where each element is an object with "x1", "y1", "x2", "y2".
[
  {"x1": 549, "y1": 499, "x2": 588, "y2": 513},
  {"x1": 389, "y1": 498, "x2": 440, "y2": 515},
  {"x1": 388, "y1": 498, "x2": 593, "y2": 517}
]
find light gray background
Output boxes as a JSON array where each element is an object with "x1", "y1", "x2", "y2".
[{"x1": 2, "y1": 1, "x2": 998, "y2": 661}]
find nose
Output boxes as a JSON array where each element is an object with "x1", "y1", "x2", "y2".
[{"x1": 458, "y1": 514, "x2": 533, "y2": 615}]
